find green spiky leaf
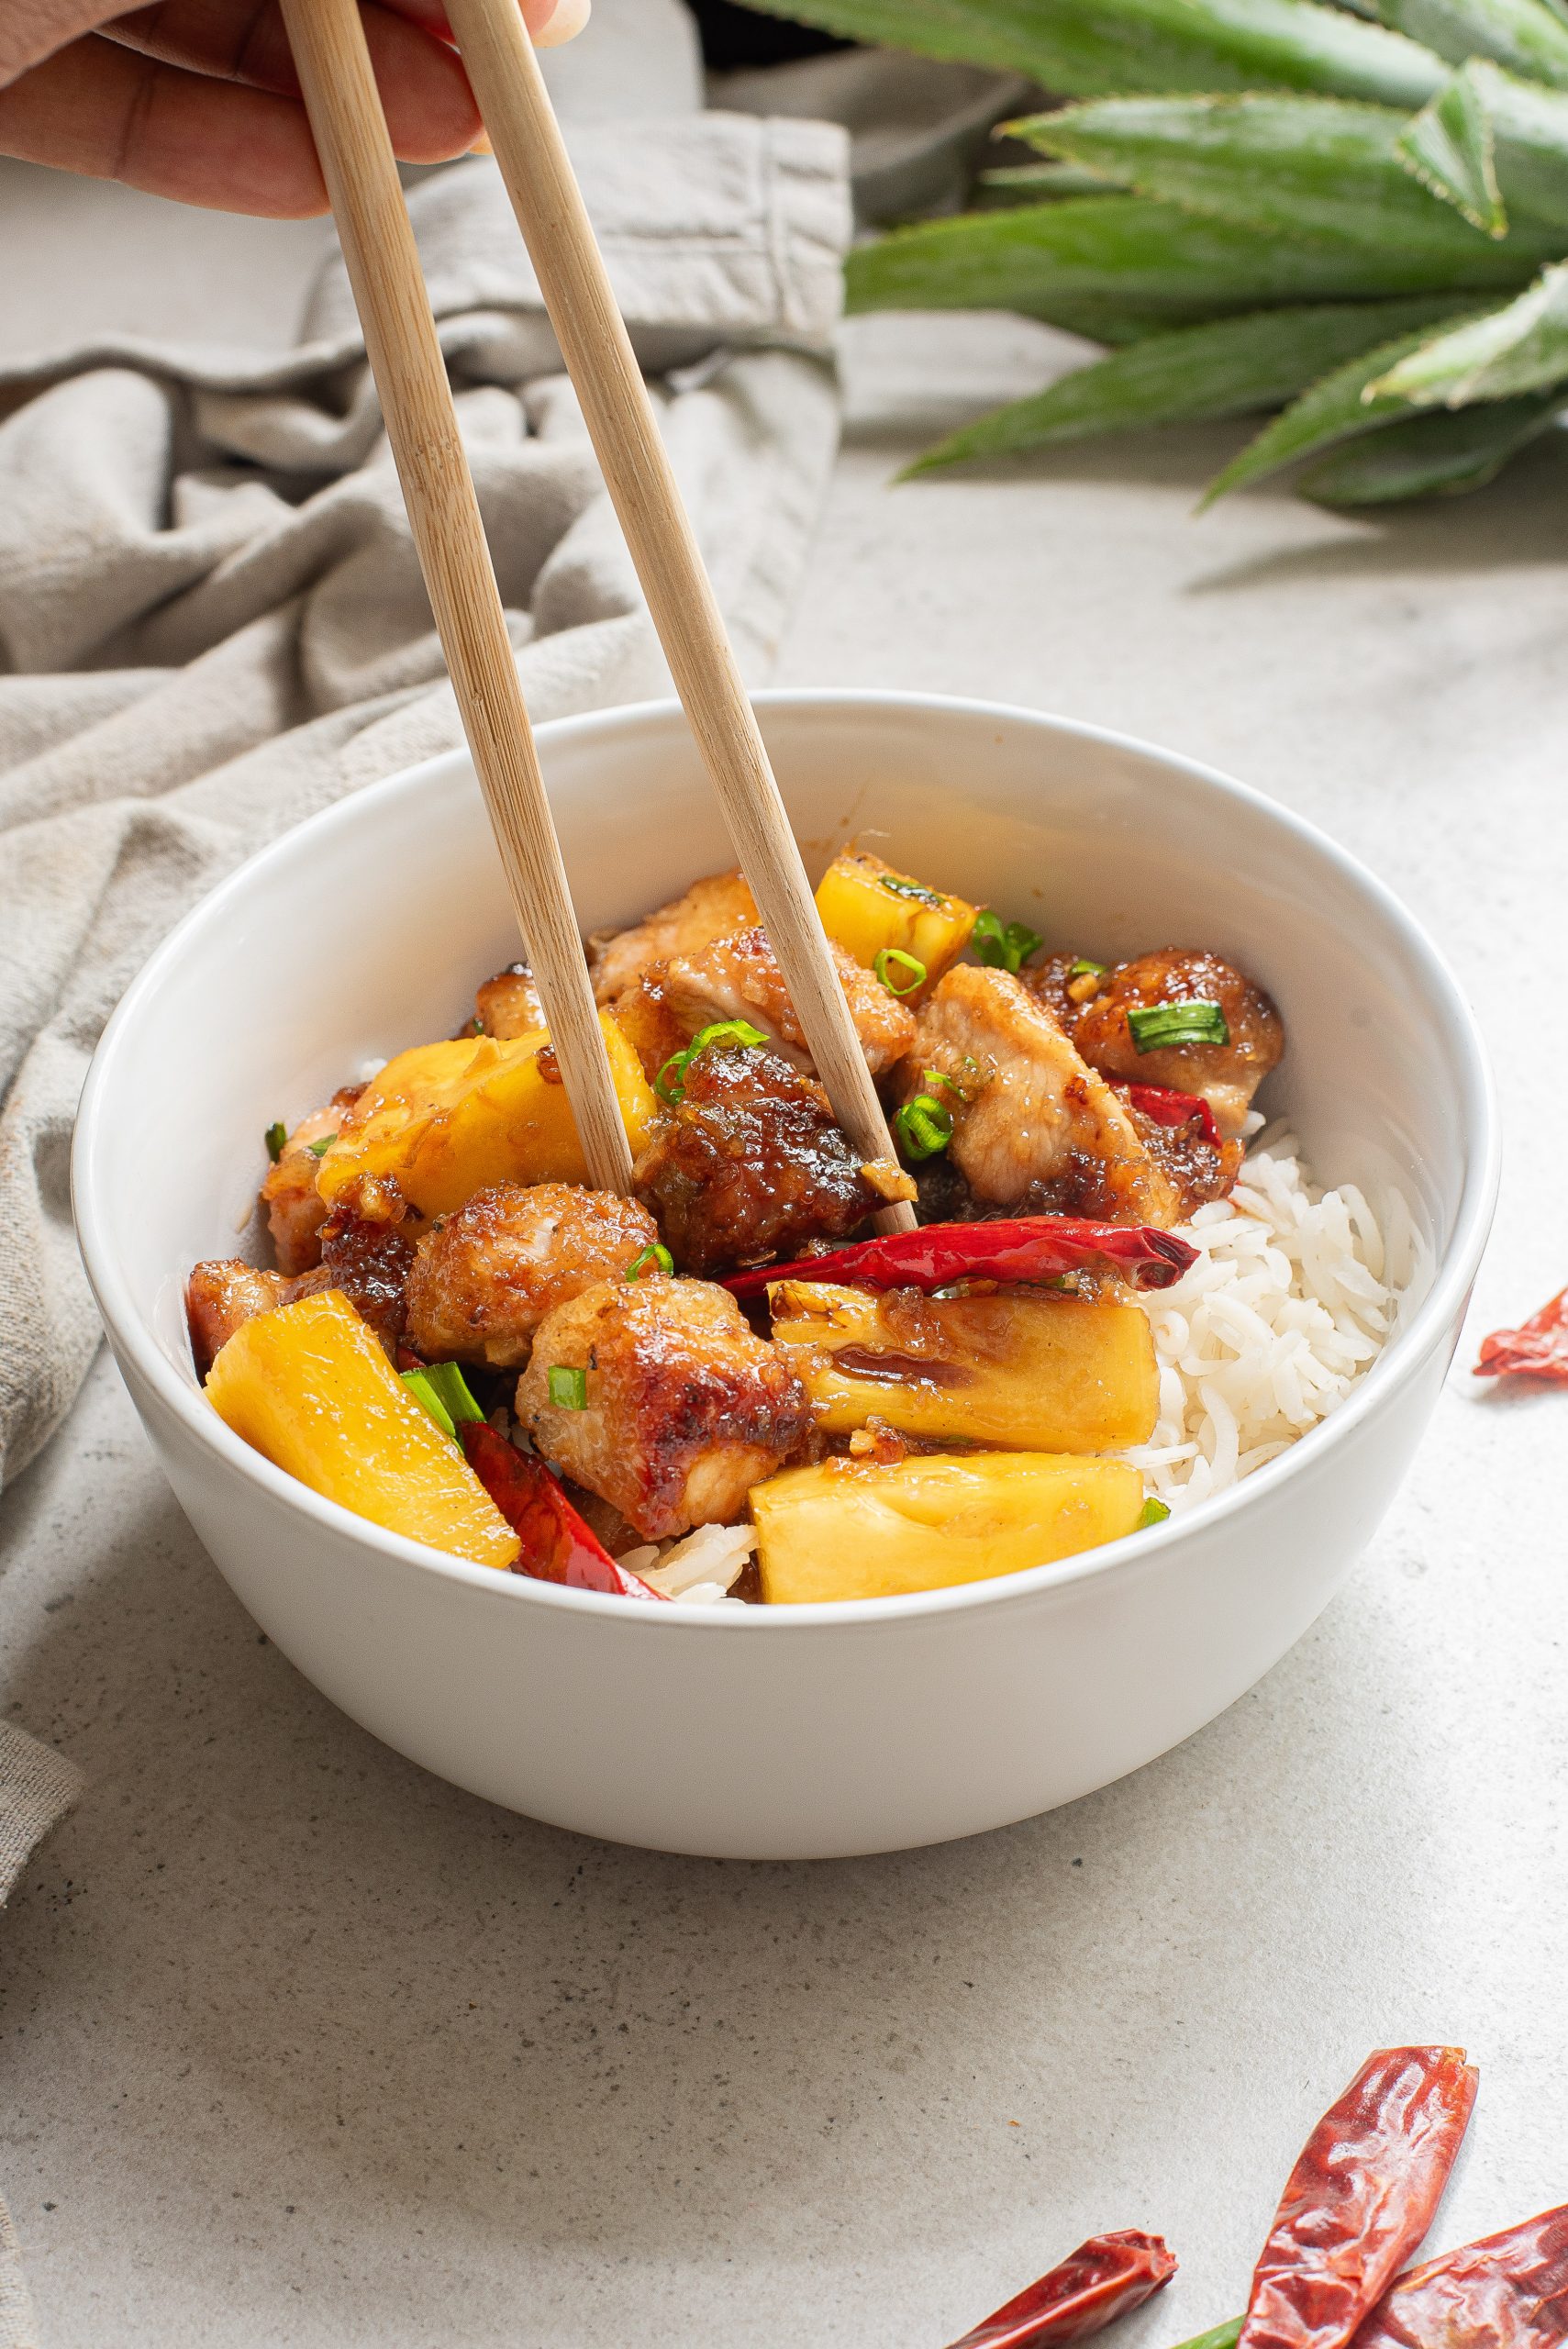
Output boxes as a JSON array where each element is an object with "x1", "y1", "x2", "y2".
[
  {"x1": 1016, "y1": 93, "x2": 1554, "y2": 262},
  {"x1": 1404, "y1": 60, "x2": 1568, "y2": 234},
  {"x1": 736, "y1": 0, "x2": 1447, "y2": 104},
  {"x1": 1398, "y1": 57, "x2": 1507, "y2": 230},
  {"x1": 1370, "y1": 257, "x2": 1568, "y2": 393},
  {"x1": 903, "y1": 295, "x2": 1476, "y2": 473},
  {"x1": 1377, "y1": 0, "x2": 1568, "y2": 86},
  {"x1": 1297, "y1": 385, "x2": 1566, "y2": 494},
  {"x1": 1201, "y1": 307, "x2": 1497, "y2": 495}
]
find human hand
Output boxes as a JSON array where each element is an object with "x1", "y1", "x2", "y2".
[{"x1": 0, "y1": 0, "x2": 589, "y2": 215}]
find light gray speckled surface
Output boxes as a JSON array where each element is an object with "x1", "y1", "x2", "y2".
[{"x1": 4, "y1": 180, "x2": 1568, "y2": 2349}]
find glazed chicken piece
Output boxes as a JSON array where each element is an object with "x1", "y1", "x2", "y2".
[
  {"x1": 186, "y1": 1212, "x2": 415, "y2": 1375},
  {"x1": 517, "y1": 1274, "x2": 809, "y2": 1540},
  {"x1": 259, "y1": 1089, "x2": 362, "y2": 1274},
  {"x1": 473, "y1": 963, "x2": 545, "y2": 1040},
  {"x1": 405, "y1": 1182, "x2": 661, "y2": 1369},
  {"x1": 589, "y1": 867, "x2": 758, "y2": 1005},
  {"x1": 633, "y1": 1039, "x2": 887, "y2": 1277},
  {"x1": 1068, "y1": 948, "x2": 1283, "y2": 1139},
  {"x1": 617, "y1": 924, "x2": 916, "y2": 1086},
  {"x1": 905, "y1": 964, "x2": 1184, "y2": 1226}
]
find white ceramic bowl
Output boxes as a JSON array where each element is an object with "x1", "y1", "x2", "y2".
[{"x1": 73, "y1": 692, "x2": 1496, "y2": 1860}]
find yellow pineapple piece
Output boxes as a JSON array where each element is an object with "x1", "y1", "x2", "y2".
[
  {"x1": 815, "y1": 849, "x2": 978, "y2": 1002},
  {"x1": 751, "y1": 1451, "x2": 1147, "y2": 1603},
  {"x1": 205, "y1": 1288, "x2": 519, "y2": 1569},
  {"x1": 317, "y1": 1017, "x2": 657, "y2": 1219},
  {"x1": 768, "y1": 1282, "x2": 1158, "y2": 1453}
]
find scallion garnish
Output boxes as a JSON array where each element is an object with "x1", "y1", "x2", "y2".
[
  {"x1": 877, "y1": 873, "x2": 945, "y2": 907},
  {"x1": 547, "y1": 1364, "x2": 588, "y2": 1410},
  {"x1": 264, "y1": 1120, "x2": 288, "y2": 1164},
  {"x1": 626, "y1": 1241, "x2": 674, "y2": 1281},
  {"x1": 1127, "y1": 1001, "x2": 1229, "y2": 1052},
  {"x1": 655, "y1": 1018, "x2": 769, "y2": 1104},
  {"x1": 895, "y1": 1094, "x2": 954, "y2": 1160},
  {"x1": 972, "y1": 911, "x2": 1043, "y2": 974},
  {"x1": 306, "y1": 1132, "x2": 338, "y2": 1158},
  {"x1": 421, "y1": 1360, "x2": 485, "y2": 1427},
  {"x1": 920, "y1": 1065, "x2": 968, "y2": 1104},
  {"x1": 1068, "y1": 958, "x2": 1108, "y2": 981},
  {"x1": 401, "y1": 1367, "x2": 459, "y2": 1443},
  {"x1": 873, "y1": 946, "x2": 927, "y2": 996},
  {"x1": 1138, "y1": 1497, "x2": 1172, "y2": 1529}
]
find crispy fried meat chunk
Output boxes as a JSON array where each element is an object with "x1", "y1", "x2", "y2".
[
  {"x1": 650, "y1": 923, "x2": 916, "y2": 1080},
  {"x1": 187, "y1": 1211, "x2": 412, "y2": 1375},
  {"x1": 905, "y1": 964, "x2": 1184, "y2": 1226},
  {"x1": 473, "y1": 963, "x2": 545, "y2": 1040},
  {"x1": 633, "y1": 1041, "x2": 881, "y2": 1277},
  {"x1": 589, "y1": 867, "x2": 758, "y2": 1004},
  {"x1": 405, "y1": 1182, "x2": 661, "y2": 1369},
  {"x1": 1068, "y1": 947, "x2": 1284, "y2": 1138},
  {"x1": 517, "y1": 1275, "x2": 809, "y2": 1540},
  {"x1": 258, "y1": 1087, "x2": 362, "y2": 1274}
]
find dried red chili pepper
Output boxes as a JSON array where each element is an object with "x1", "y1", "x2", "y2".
[
  {"x1": 1474, "y1": 1286, "x2": 1568, "y2": 1383},
  {"x1": 1125, "y1": 1083, "x2": 1223, "y2": 1151},
  {"x1": 1353, "y1": 2205, "x2": 1568, "y2": 2349},
  {"x1": 1239, "y1": 2047, "x2": 1477, "y2": 2349},
  {"x1": 722, "y1": 1216, "x2": 1197, "y2": 1301},
  {"x1": 459, "y1": 1421, "x2": 668, "y2": 1602},
  {"x1": 942, "y1": 2231, "x2": 1177, "y2": 2349}
]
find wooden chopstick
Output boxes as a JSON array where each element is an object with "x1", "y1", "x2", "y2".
[
  {"x1": 278, "y1": 0, "x2": 635, "y2": 1198},
  {"x1": 443, "y1": 0, "x2": 919, "y2": 1233}
]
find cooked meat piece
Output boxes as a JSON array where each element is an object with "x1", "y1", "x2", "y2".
[
  {"x1": 618, "y1": 922, "x2": 914, "y2": 1086},
  {"x1": 1124, "y1": 1098, "x2": 1244, "y2": 1218},
  {"x1": 473, "y1": 963, "x2": 545, "y2": 1040},
  {"x1": 187, "y1": 1210, "x2": 413, "y2": 1374},
  {"x1": 633, "y1": 1041, "x2": 881, "y2": 1276},
  {"x1": 258, "y1": 1087, "x2": 363, "y2": 1274},
  {"x1": 904, "y1": 964, "x2": 1184, "y2": 1226},
  {"x1": 1021, "y1": 951, "x2": 1111, "y2": 1028},
  {"x1": 405, "y1": 1182, "x2": 661, "y2": 1368},
  {"x1": 187, "y1": 1261, "x2": 295, "y2": 1375},
  {"x1": 589, "y1": 867, "x2": 758, "y2": 1004},
  {"x1": 517, "y1": 1275, "x2": 809, "y2": 1540},
  {"x1": 1070, "y1": 947, "x2": 1284, "y2": 1138}
]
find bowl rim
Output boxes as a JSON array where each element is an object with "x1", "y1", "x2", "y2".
[{"x1": 73, "y1": 686, "x2": 1499, "y2": 1632}]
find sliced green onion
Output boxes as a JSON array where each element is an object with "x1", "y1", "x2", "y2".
[
  {"x1": 401, "y1": 1368, "x2": 458, "y2": 1444},
  {"x1": 421, "y1": 1360, "x2": 485, "y2": 1427},
  {"x1": 1068, "y1": 957, "x2": 1108, "y2": 981},
  {"x1": 306, "y1": 1132, "x2": 338, "y2": 1159},
  {"x1": 972, "y1": 911, "x2": 1043, "y2": 974},
  {"x1": 920, "y1": 1065, "x2": 968, "y2": 1103},
  {"x1": 547, "y1": 1364, "x2": 588, "y2": 1411},
  {"x1": 895, "y1": 1094, "x2": 954, "y2": 1160},
  {"x1": 626, "y1": 1241, "x2": 674, "y2": 1281},
  {"x1": 655, "y1": 1018, "x2": 769, "y2": 1104},
  {"x1": 1127, "y1": 1001, "x2": 1229, "y2": 1053},
  {"x1": 877, "y1": 872, "x2": 945, "y2": 907},
  {"x1": 873, "y1": 946, "x2": 927, "y2": 996},
  {"x1": 1138, "y1": 1497, "x2": 1172, "y2": 1529},
  {"x1": 264, "y1": 1120, "x2": 288, "y2": 1164}
]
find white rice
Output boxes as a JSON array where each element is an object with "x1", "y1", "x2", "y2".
[
  {"x1": 619, "y1": 1522, "x2": 757, "y2": 1606},
  {"x1": 1122, "y1": 1119, "x2": 1417, "y2": 1511}
]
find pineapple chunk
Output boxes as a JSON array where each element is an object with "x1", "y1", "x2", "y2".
[
  {"x1": 768, "y1": 1282, "x2": 1158, "y2": 1453},
  {"x1": 752, "y1": 1452, "x2": 1147, "y2": 1603},
  {"x1": 816, "y1": 849, "x2": 977, "y2": 1002},
  {"x1": 205, "y1": 1288, "x2": 519, "y2": 1569},
  {"x1": 317, "y1": 1017, "x2": 657, "y2": 1219}
]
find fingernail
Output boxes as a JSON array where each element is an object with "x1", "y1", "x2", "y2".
[{"x1": 533, "y1": 0, "x2": 591, "y2": 47}]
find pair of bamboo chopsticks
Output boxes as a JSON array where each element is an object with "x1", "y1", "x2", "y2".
[{"x1": 278, "y1": 0, "x2": 917, "y2": 1233}]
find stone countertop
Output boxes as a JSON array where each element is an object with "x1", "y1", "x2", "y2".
[{"x1": 4, "y1": 174, "x2": 1567, "y2": 2349}]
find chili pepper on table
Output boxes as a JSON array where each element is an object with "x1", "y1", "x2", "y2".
[
  {"x1": 721, "y1": 1217, "x2": 1198, "y2": 1301},
  {"x1": 1124, "y1": 1084, "x2": 1223, "y2": 1152},
  {"x1": 943, "y1": 2231, "x2": 1178, "y2": 2349},
  {"x1": 1353, "y1": 2205, "x2": 1568, "y2": 2349},
  {"x1": 1239, "y1": 2046, "x2": 1478, "y2": 2349},
  {"x1": 1474, "y1": 1286, "x2": 1568, "y2": 1382},
  {"x1": 458, "y1": 1420, "x2": 668, "y2": 1602}
]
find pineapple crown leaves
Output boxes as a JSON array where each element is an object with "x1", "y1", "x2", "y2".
[{"x1": 743, "y1": 0, "x2": 1568, "y2": 506}]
